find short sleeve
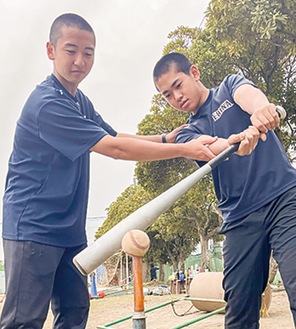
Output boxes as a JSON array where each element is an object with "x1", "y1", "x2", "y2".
[
  {"x1": 223, "y1": 74, "x2": 255, "y2": 98},
  {"x1": 38, "y1": 99, "x2": 110, "y2": 161},
  {"x1": 176, "y1": 124, "x2": 202, "y2": 144}
]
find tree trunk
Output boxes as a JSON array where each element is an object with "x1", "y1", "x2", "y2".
[
  {"x1": 178, "y1": 259, "x2": 185, "y2": 272},
  {"x1": 166, "y1": 246, "x2": 179, "y2": 273},
  {"x1": 171, "y1": 259, "x2": 178, "y2": 272},
  {"x1": 200, "y1": 235, "x2": 210, "y2": 271},
  {"x1": 159, "y1": 263, "x2": 165, "y2": 282}
]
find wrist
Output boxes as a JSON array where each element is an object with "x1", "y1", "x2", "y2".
[{"x1": 161, "y1": 133, "x2": 167, "y2": 143}]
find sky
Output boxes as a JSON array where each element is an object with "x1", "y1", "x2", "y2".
[{"x1": 0, "y1": 0, "x2": 210, "y2": 243}]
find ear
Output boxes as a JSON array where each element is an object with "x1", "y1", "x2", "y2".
[
  {"x1": 46, "y1": 42, "x2": 55, "y2": 60},
  {"x1": 190, "y1": 65, "x2": 201, "y2": 81}
]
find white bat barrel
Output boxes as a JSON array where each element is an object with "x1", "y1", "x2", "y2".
[{"x1": 73, "y1": 164, "x2": 212, "y2": 275}]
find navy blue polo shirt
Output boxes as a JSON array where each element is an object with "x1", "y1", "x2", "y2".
[
  {"x1": 3, "y1": 75, "x2": 117, "y2": 247},
  {"x1": 176, "y1": 74, "x2": 296, "y2": 222}
]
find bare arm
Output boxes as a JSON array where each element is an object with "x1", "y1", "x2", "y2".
[
  {"x1": 91, "y1": 125, "x2": 259, "y2": 162},
  {"x1": 233, "y1": 84, "x2": 280, "y2": 136},
  {"x1": 90, "y1": 134, "x2": 219, "y2": 162},
  {"x1": 117, "y1": 124, "x2": 188, "y2": 143},
  {"x1": 116, "y1": 132, "x2": 161, "y2": 143},
  {"x1": 207, "y1": 125, "x2": 260, "y2": 157}
]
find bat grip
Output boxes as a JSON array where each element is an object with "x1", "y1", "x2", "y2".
[
  {"x1": 275, "y1": 105, "x2": 286, "y2": 120},
  {"x1": 207, "y1": 143, "x2": 240, "y2": 170},
  {"x1": 207, "y1": 105, "x2": 285, "y2": 170}
]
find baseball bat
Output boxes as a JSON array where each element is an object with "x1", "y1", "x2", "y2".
[{"x1": 73, "y1": 106, "x2": 286, "y2": 276}]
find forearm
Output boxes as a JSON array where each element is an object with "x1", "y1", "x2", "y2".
[
  {"x1": 91, "y1": 135, "x2": 185, "y2": 161},
  {"x1": 116, "y1": 124, "x2": 188, "y2": 144},
  {"x1": 208, "y1": 126, "x2": 260, "y2": 157},
  {"x1": 234, "y1": 84, "x2": 280, "y2": 135},
  {"x1": 91, "y1": 134, "x2": 222, "y2": 162},
  {"x1": 207, "y1": 138, "x2": 230, "y2": 155},
  {"x1": 116, "y1": 132, "x2": 162, "y2": 143}
]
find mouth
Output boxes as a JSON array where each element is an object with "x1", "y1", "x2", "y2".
[
  {"x1": 180, "y1": 99, "x2": 189, "y2": 109},
  {"x1": 71, "y1": 70, "x2": 84, "y2": 75}
]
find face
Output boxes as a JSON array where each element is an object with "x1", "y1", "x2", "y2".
[
  {"x1": 155, "y1": 65, "x2": 207, "y2": 115},
  {"x1": 46, "y1": 27, "x2": 95, "y2": 95}
]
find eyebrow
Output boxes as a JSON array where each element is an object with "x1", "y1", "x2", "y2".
[
  {"x1": 162, "y1": 78, "x2": 180, "y2": 96},
  {"x1": 64, "y1": 43, "x2": 78, "y2": 48},
  {"x1": 64, "y1": 43, "x2": 95, "y2": 52}
]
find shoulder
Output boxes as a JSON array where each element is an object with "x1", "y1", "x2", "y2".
[
  {"x1": 27, "y1": 78, "x2": 69, "y2": 109},
  {"x1": 221, "y1": 74, "x2": 252, "y2": 86},
  {"x1": 218, "y1": 74, "x2": 254, "y2": 97},
  {"x1": 21, "y1": 78, "x2": 66, "y2": 121},
  {"x1": 76, "y1": 88, "x2": 95, "y2": 110}
]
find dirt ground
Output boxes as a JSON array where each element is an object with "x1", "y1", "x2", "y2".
[
  {"x1": 38, "y1": 286, "x2": 295, "y2": 329},
  {"x1": 0, "y1": 286, "x2": 293, "y2": 328}
]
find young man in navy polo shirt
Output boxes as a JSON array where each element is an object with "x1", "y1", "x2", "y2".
[{"x1": 153, "y1": 52, "x2": 296, "y2": 329}]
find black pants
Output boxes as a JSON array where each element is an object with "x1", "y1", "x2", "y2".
[
  {"x1": 0, "y1": 241, "x2": 89, "y2": 329},
  {"x1": 219, "y1": 187, "x2": 296, "y2": 329}
]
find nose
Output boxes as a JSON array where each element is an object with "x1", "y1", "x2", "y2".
[
  {"x1": 74, "y1": 53, "x2": 85, "y2": 67},
  {"x1": 173, "y1": 90, "x2": 183, "y2": 102}
]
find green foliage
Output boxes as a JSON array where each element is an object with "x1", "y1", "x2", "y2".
[
  {"x1": 95, "y1": 185, "x2": 151, "y2": 238},
  {"x1": 136, "y1": 96, "x2": 194, "y2": 194},
  {"x1": 174, "y1": 177, "x2": 221, "y2": 236},
  {"x1": 203, "y1": 0, "x2": 296, "y2": 150},
  {"x1": 163, "y1": 26, "x2": 200, "y2": 56},
  {"x1": 137, "y1": 94, "x2": 187, "y2": 137},
  {"x1": 163, "y1": 0, "x2": 296, "y2": 156},
  {"x1": 190, "y1": 29, "x2": 236, "y2": 88}
]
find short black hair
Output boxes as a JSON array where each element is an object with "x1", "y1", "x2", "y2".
[
  {"x1": 49, "y1": 13, "x2": 95, "y2": 46},
  {"x1": 153, "y1": 53, "x2": 192, "y2": 86}
]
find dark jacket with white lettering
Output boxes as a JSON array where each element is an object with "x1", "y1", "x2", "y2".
[{"x1": 176, "y1": 74, "x2": 296, "y2": 223}]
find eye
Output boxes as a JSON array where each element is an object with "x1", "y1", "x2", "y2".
[
  {"x1": 85, "y1": 52, "x2": 94, "y2": 58},
  {"x1": 176, "y1": 82, "x2": 182, "y2": 88},
  {"x1": 66, "y1": 49, "x2": 75, "y2": 55}
]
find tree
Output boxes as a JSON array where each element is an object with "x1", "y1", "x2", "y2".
[
  {"x1": 133, "y1": 178, "x2": 222, "y2": 272},
  {"x1": 163, "y1": 0, "x2": 295, "y2": 154},
  {"x1": 136, "y1": 94, "x2": 193, "y2": 194},
  {"x1": 146, "y1": 218, "x2": 197, "y2": 274},
  {"x1": 204, "y1": 0, "x2": 295, "y2": 92},
  {"x1": 184, "y1": 178, "x2": 223, "y2": 269},
  {"x1": 95, "y1": 184, "x2": 155, "y2": 284},
  {"x1": 202, "y1": 0, "x2": 296, "y2": 153},
  {"x1": 95, "y1": 184, "x2": 151, "y2": 238}
]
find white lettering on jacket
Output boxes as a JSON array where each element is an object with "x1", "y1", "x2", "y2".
[{"x1": 212, "y1": 100, "x2": 234, "y2": 122}]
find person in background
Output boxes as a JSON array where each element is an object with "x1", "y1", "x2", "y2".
[
  {"x1": 194, "y1": 264, "x2": 200, "y2": 276},
  {"x1": 168, "y1": 271, "x2": 175, "y2": 281},
  {"x1": 153, "y1": 52, "x2": 296, "y2": 329},
  {"x1": 150, "y1": 264, "x2": 159, "y2": 281},
  {"x1": 186, "y1": 267, "x2": 192, "y2": 278},
  {"x1": 179, "y1": 270, "x2": 185, "y2": 282},
  {"x1": 179, "y1": 270, "x2": 186, "y2": 293}
]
